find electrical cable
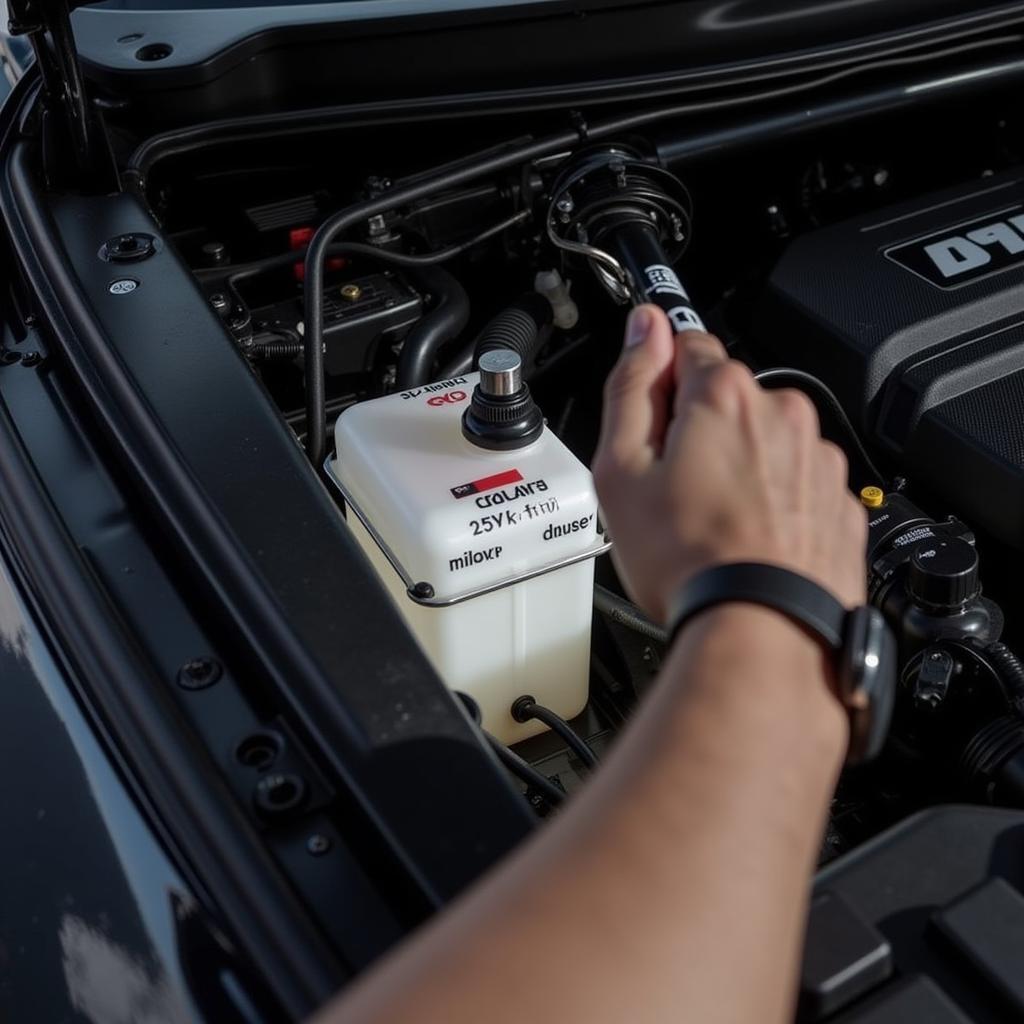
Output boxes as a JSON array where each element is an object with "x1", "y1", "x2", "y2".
[
  {"x1": 300, "y1": 38, "x2": 1021, "y2": 465},
  {"x1": 454, "y1": 691, "x2": 566, "y2": 808},
  {"x1": 194, "y1": 209, "x2": 531, "y2": 289},
  {"x1": 485, "y1": 735, "x2": 567, "y2": 808},
  {"x1": 753, "y1": 367, "x2": 887, "y2": 485},
  {"x1": 512, "y1": 697, "x2": 599, "y2": 768},
  {"x1": 594, "y1": 585, "x2": 669, "y2": 645}
]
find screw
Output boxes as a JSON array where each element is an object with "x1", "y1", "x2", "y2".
[
  {"x1": 210, "y1": 293, "x2": 230, "y2": 314},
  {"x1": 411, "y1": 581, "x2": 435, "y2": 600},
  {"x1": 556, "y1": 196, "x2": 575, "y2": 224},
  {"x1": 102, "y1": 233, "x2": 156, "y2": 264},
  {"x1": 177, "y1": 656, "x2": 222, "y2": 690},
  {"x1": 340, "y1": 283, "x2": 362, "y2": 302},
  {"x1": 930, "y1": 651, "x2": 944, "y2": 662},
  {"x1": 306, "y1": 834, "x2": 332, "y2": 856},
  {"x1": 21, "y1": 352, "x2": 41, "y2": 367},
  {"x1": 24, "y1": 314, "x2": 36, "y2": 327}
]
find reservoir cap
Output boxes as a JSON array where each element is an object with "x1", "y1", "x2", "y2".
[
  {"x1": 909, "y1": 537, "x2": 980, "y2": 612},
  {"x1": 463, "y1": 350, "x2": 544, "y2": 450}
]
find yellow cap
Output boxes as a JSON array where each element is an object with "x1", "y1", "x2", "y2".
[{"x1": 860, "y1": 486, "x2": 885, "y2": 509}]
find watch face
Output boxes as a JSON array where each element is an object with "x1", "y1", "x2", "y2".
[{"x1": 844, "y1": 607, "x2": 897, "y2": 764}]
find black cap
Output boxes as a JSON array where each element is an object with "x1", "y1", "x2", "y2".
[
  {"x1": 908, "y1": 537, "x2": 980, "y2": 612},
  {"x1": 462, "y1": 350, "x2": 544, "y2": 451}
]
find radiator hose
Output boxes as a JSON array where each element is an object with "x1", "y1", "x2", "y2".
[
  {"x1": 395, "y1": 266, "x2": 471, "y2": 389},
  {"x1": 440, "y1": 292, "x2": 553, "y2": 380}
]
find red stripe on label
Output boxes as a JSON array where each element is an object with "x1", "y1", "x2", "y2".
[{"x1": 472, "y1": 469, "x2": 523, "y2": 493}]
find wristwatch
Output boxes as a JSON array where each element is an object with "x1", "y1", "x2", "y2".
[{"x1": 667, "y1": 563, "x2": 896, "y2": 763}]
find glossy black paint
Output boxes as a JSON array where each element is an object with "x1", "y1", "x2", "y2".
[
  {"x1": 0, "y1": 534, "x2": 211, "y2": 1022},
  {"x1": 73, "y1": 1, "x2": 1024, "y2": 129}
]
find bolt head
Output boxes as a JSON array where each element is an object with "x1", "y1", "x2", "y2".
[
  {"x1": 306, "y1": 834, "x2": 331, "y2": 856},
  {"x1": 177, "y1": 656, "x2": 222, "y2": 690}
]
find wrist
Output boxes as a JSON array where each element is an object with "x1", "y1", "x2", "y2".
[{"x1": 671, "y1": 604, "x2": 850, "y2": 763}]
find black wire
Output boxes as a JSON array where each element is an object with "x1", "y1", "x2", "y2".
[
  {"x1": 485, "y1": 735, "x2": 566, "y2": 808},
  {"x1": 194, "y1": 209, "x2": 531, "y2": 290},
  {"x1": 594, "y1": 585, "x2": 668, "y2": 645},
  {"x1": 753, "y1": 367, "x2": 887, "y2": 485},
  {"x1": 454, "y1": 690, "x2": 566, "y2": 808},
  {"x1": 512, "y1": 697, "x2": 599, "y2": 768}
]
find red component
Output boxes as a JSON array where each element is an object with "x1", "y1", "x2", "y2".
[
  {"x1": 289, "y1": 225, "x2": 347, "y2": 281},
  {"x1": 289, "y1": 226, "x2": 314, "y2": 249}
]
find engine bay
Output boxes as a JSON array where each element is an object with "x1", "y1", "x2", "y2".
[{"x1": 117, "y1": 70, "x2": 1024, "y2": 862}]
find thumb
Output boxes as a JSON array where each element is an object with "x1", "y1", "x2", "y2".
[{"x1": 597, "y1": 305, "x2": 676, "y2": 472}]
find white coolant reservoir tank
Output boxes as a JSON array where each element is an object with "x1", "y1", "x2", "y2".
[{"x1": 330, "y1": 351, "x2": 607, "y2": 744}]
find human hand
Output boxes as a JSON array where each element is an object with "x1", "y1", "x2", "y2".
[{"x1": 593, "y1": 305, "x2": 867, "y2": 625}]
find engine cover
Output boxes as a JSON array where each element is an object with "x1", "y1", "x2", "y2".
[{"x1": 762, "y1": 168, "x2": 1024, "y2": 547}]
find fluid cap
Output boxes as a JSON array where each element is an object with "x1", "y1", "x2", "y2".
[
  {"x1": 909, "y1": 537, "x2": 980, "y2": 612},
  {"x1": 480, "y1": 348, "x2": 522, "y2": 396},
  {"x1": 463, "y1": 349, "x2": 544, "y2": 450}
]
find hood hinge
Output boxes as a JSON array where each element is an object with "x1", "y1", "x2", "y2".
[{"x1": 8, "y1": 0, "x2": 119, "y2": 191}]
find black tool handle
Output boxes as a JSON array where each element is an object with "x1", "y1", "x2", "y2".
[{"x1": 604, "y1": 220, "x2": 707, "y2": 334}]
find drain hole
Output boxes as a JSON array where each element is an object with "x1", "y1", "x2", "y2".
[
  {"x1": 235, "y1": 732, "x2": 282, "y2": 771},
  {"x1": 254, "y1": 772, "x2": 306, "y2": 816},
  {"x1": 135, "y1": 43, "x2": 173, "y2": 62}
]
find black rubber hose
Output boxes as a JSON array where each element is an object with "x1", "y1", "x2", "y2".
[
  {"x1": 454, "y1": 692, "x2": 565, "y2": 808},
  {"x1": 395, "y1": 266, "x2": 470, "y2": 389},
  {"x1": 512, "y1": 697, "x2": 599, "y2": 768},
  {"x1": 476, "y1": 292, "x2": 553, "y2": 367},
  {"x1": 986, "y1": 642, "x2": 1024, "y2": 719},
  {"x1": 594, "y1": 584, "x2": 668, "y2": 645},
  {"x1": 439, "y1": 292, "x2": 554, "y2": 381}
]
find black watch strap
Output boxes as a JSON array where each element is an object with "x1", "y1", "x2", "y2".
[
  {"x1": 667, "y1": 562, "x2": 896, "y2": 765},
  {"x1": 668, "y1": 563, "x2": 846, "y2": 652}
]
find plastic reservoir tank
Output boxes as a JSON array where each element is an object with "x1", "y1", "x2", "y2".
[{"x1": 330, "y1": 351, "x2": 607, "y2": 744}]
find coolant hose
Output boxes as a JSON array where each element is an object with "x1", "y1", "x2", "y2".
[
  {"x1": 476, "y1": 292, "x2": 553, "y2": 366},
  {"x1": 395, "y1": 266, "x2": 470, "y2": 389},
  {"x1": 439, "y1": 292, "x2": 553, "y2": 380}
]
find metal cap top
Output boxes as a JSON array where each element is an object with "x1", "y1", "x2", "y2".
[{"x1": 478, "y1": 349, "x2": 522, "y2": 397}]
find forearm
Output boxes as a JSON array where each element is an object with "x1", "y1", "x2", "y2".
[{"x1": 316, "y1": 607, "x2": 846, "y2": 1024}]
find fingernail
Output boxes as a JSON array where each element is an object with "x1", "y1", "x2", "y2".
[{"x1": 625, "y1": 306, "x2": 652, "y2": 349}]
